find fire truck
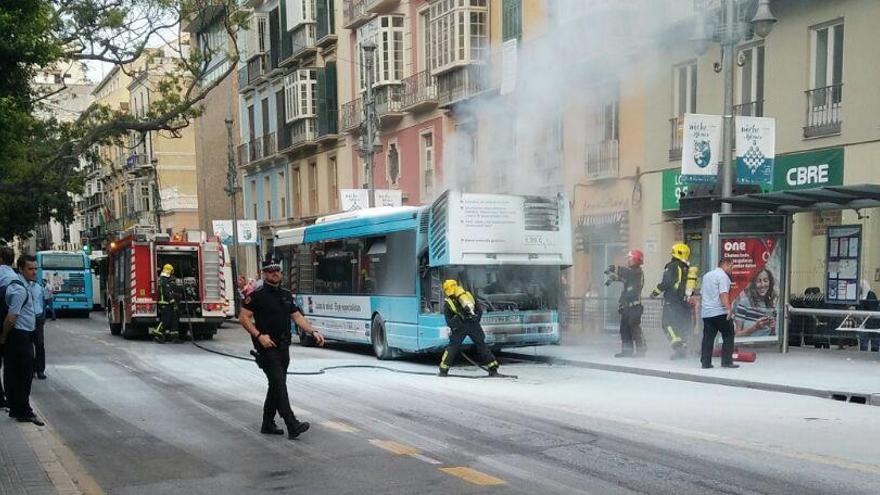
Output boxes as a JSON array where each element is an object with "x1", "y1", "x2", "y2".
[{"x1": 106, "y1": 225, "x2": 227, "y2": 340}]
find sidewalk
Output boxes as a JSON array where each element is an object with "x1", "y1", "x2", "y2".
[
  {"x1": 0, "y1": 418, "x2": 59, "y2": 495},
  {"x1": 502, "y1": 330, "x2": 880, "y2": 405}
]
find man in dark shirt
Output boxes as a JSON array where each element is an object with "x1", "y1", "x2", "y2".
[
  {"x1": 606, "y1": 250, "x2": 646, "y2": 358},
  {"x1": 240, "y1": 256, "x2": 325, "y2": 439}
]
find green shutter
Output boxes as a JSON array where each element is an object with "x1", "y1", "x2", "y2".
[
  {"x1": 502, "y1": 0, "x2": 522, "y2": 41},
  {"x1": 318, "y1": 62, "x2": 338, "y2": 135},
  {"x1": 316, "y1": 0, "x2": 328, "y2": 40}
]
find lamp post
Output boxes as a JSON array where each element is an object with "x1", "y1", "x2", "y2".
[
  {"x1": 225, "y1": 112, "x2": 242, "y2": 316},
  {"x1": 691, "y1": 0, "x2": 776, "y2": 213},
  {"x1": 359, "y1": 41, "x2": 378, "y2": 208}
]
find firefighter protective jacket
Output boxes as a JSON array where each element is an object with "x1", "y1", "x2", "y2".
[{"x1": 655, "y1": 257, "x2": 689, "y2": 304}]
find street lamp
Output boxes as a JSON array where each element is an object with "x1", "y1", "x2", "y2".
[
  {"x1": 691, "y1": 0, "x2": 777, "y2": 213},
  {"x1": 224, "y1": 112, "x2": 242, "y2": 316}
]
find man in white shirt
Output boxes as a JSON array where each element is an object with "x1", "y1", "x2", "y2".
[{"x1": 700, "y1": 257, "x2": 738, "y2": 369}]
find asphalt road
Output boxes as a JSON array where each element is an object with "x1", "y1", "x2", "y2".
[{"x1": 27, "y1": 313, "x2": 880, "y2": 494}]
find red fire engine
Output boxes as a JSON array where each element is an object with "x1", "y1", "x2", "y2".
[{"x1": 106, "y1": 226, "x2": 227, "y2": 339}]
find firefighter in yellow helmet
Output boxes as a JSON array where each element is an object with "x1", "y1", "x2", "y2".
[
  {"x1": 152, "y1": 264, "x2": 183, "y2": 343},
  {"x1": 651, "y1": 243, "x2": 695, "y2": 359},
  {"x1": 438, "y1": 279, "x2": 500, "y2": 377}
]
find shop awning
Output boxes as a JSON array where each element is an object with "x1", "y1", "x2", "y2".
[{"x1": 722, "y1": 184, "x2": 880, "y2": 213}]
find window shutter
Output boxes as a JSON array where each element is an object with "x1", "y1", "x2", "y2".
[{"x1": 502, "y1": 0, "x2": 521, "y2": 41}]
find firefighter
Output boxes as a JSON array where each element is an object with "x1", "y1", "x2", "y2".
[
  {"x1": 153, "y1": 264, "x2": 182, "y2": 343},
  {"x1": 651, "y1": 243, "x2": 693, "y2": 359},
  {"x1": 606, "y1": 250, "x2": 646, "y2": 358},
  {"x1": 240, "y1": 255, "x2": 324, "y2": 439},
  {"x1": 438, "y1": 279, "x2": 500, "y2": 377}
]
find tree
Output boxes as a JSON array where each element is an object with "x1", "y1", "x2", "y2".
[{"x1": 0, "y1": 0, "x2": 248, "y2": 242}]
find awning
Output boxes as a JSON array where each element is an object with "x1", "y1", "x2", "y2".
[{"x1": 722, "y1": 184, "x2": 880, "y2": 213}]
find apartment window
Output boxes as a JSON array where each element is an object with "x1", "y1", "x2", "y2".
[
  {"x1": 428, "y1": 0, "x2": 489, "y2": 74},
  {"x1": 328, "y1": 156, "x2": 338, "y2": 211},
  {"x1": 502, "y1": 0, "x2": 522, "y2": 41},
  {"x1": 420, "y1": 9, "x2": 432, "y2": 72},
  {"x1": 811, "y1": 21, "x2": 844, "y2": 93},
  {"x1": 420, "y1": 131, "x2": 434, "y2": 198},
  {"x1": 587, "y1": 95, "x2": 620, "y2": 179},
  {"x1": 736, "y1": 44, "x2": 765, "y2": 116},
  {"x1": 279, "y1": 171, "x2": 287, "y2": 218},
  {"x1": 138, "y1": 184, "x2": 152, "y2": 213},
  {"x1": 249, "y1": 13, "x2": 268, "y2": 58},
  {"x1": 264, "y1": 176, "x2": 272, "y2": 220},
  {"x1": 292, "y1": 167, "x2": 302, "y2": 217},
  {"x1": 358, "y1": 15, "x2": 405, "y2": 90},
  {"x1": 308, "y1": 161, "x2": 318, "y2": 213},
  {"x1": 674, "y1": 61, "x2": 697, "y2": 117},
  {"x1": 250, "y1": 180, "x2": 257, "y2": 219},
  {"x1": 285, "y1": 69, "x2": 318, "y2": 122}
]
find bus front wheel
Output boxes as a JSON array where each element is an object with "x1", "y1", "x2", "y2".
[{"x1": 371, "y1": 315, "x2": 393, "y2": 360}]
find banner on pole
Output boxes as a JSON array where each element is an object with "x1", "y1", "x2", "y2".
[
  {"x1": 735, "y1": 116, "x2": 775, "y2": 187},
  {"x1": 340, "y1": 189, "x2": 370, "y2": 212},
  {"x1": 212, "y1": 220, "x2": 258, "y2": 245},
  {"x1": 374, "y1": 189, "x2": 402, "y2": 207},
  {"x1": 681, "y1": 113, "x2": 722, "y2": 184},
  {"x1": 212, "y1": 220, "x2": 233, "y2": 246}
]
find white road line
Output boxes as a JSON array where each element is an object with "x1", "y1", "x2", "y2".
[{"x1": 410, "y1": 453, "x2": 443, "y2": 465}]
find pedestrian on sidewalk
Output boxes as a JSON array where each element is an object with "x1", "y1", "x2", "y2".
[
  {"x1": 700, "y1": 257, "x2": 737, "y2": 369},
  {"x1": 0, "y1": 246, "x2": 18, "y2": 408},
  {"x1": 2, "y1": 255, "x2": 45, "y2": 425},
  {"x1": 605, "y1": 250, "x2": 646, "y2": 358},
  {"x1": 31, "y1": 278, "x2": 47, "y2": 380},
  {"x1": 240, "y1": 255, "x2": 324, "y2": 440}
]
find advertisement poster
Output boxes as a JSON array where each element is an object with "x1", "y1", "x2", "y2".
[
  {"x1": 735, "y1": 116, "x2": 775, "y2": 187},
  {"x1": 681, "y1": 113, "x2": 723, "y2": 183},
  {"x1": 720, "y1": 237, "x2": 783, "y2": 343},
  {"x1": 826, "y1": 225, "x2": 862, "y2": 304}
]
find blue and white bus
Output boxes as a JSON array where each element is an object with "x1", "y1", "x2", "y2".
[
  {"x1": 37, "y1": 250, "x2": 94, "y2": 317},
  {"x1": 274, "y1": 190, "x2": 573, "y2": 359}
]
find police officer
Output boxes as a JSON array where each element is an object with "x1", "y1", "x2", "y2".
[
  {"x1": 438, "y1": 279, "x2": 499, "y2": 377},
  {"x1": 0, "y1": 245, "x2": 17, "y2": 408},
  {"x1": 240, "y1": 255, "x2": 325, "y2": 439},
  {"x1": 2, "y1": 255, "x2": 44, "y2": 425},
  {"x1": 153, "y1": 264, "x2": 183, "y2": 343},
  {"x1": 606, "y1": 250, "x2": 646, "y2": 358},
  {"x1": 652, "y1": 243, "x2": 694, "y2": 359},
  {"x1": 31, "y1": 278, "x2": 47, "y2": 379}
]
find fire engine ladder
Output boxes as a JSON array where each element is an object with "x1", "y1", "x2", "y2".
[{"x1": 201, "y1": 242, "x2": 223, "y2": 301}]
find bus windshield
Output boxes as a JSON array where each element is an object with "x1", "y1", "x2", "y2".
[
  {"x1": 41, "y1": 254, "x2": 86, "y2": 270},
  {"x1": 443, "y1": 265, "x2": 561, "y2": 312}
]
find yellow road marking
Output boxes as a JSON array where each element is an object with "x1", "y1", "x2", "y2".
[
  {"x1": 321, "y1": 421, "x2": 360, "y2": 433},
  {"x1": 369, "y1": 439, "x2": 420, "y2": 456},
  {"x1": 440, "y1": 467, "x2": 506, "y2": 486}
]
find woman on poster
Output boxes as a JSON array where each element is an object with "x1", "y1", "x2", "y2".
[{"x1": 733, "y1": 268, "x2": 778, "y2": 337}]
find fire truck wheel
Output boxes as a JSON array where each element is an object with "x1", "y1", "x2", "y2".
[
  {"x1": 108, "y1": 305, "x2": 122, "y2": 336},
  {"x1": 371, "y1": 315, "x2": 394, "y2": 361}
]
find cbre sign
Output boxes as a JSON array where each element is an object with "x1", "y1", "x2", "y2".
[{"x1": 772, "y1": 148, "x2": 843, "y2": 192}]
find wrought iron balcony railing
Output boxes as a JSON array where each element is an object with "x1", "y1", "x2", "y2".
[
  {"x1": 733, "y1": 100, "x2": 764, "y2": 117},
  {"x1": 339, "y1": 98, "x2": 363, "y2": 132},
  {"x1": 804, "y1": 84, "x2": 842, "y2": 138},
  {"x1": 402, "y1": 70, "x2": 437, "y2": 111},
  {"x1": 669, "y1": 116, "x2": 684, "y2": 161},
  {"x1": 585, "y1": 140, "x2": 620, "y2": 179}
]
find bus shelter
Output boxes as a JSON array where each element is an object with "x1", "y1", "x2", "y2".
[{"x1": 722, "y1": 184, "x2": 880, "y2": 353}]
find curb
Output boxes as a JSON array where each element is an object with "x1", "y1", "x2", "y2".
[{"x1": 500, "y1": 351, "x2": 879, "y2": 406}]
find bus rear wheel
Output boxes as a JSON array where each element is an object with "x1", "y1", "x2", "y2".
[{"x1": 371, "y1": 315, "x2": 393, "y2": 360}]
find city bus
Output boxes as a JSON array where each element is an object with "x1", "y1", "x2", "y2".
[
  {"x1": 274, "y1": 190, "x2": 573, "y2": 359},
  {"x1": 37, "y1": 250, "x2": 94, "y2": 317},
  {"x1": 89, "y1": 251, "x2": 108, "y2": 310}
]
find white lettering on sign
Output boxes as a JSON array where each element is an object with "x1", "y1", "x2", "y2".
[
  {"x1": 786, "y1": 163, "x2": 829, "y2": 186},
  {"x1": 724, "y1": 241, "x2": 747, "y2": 252}
]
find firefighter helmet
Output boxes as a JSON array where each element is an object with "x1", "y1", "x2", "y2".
[
  {"x1": 443, "y1": 279, "x2": 459, "y2": 296},
  {"x1": 671, "y1": 243, "x2": 690, "y2": 262},
  {"x1": 161, "y1": 264, "x2": 174, "y2": 275},
  {"x1": 627, "y1": 249, "x2": 645, "y2": 266}
]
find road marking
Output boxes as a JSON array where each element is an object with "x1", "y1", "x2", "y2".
[
  {"x1": 369, "y1": 439, "x2": 420, "y2": 456},
  {"x1": 410, "y1": 453, "x2": 442, "y2": 465},
  {"x1": 440, "y1": 467, "x2": 506, "y2": 486},
  {"x1": 321, "y1": 421, "x2": 359, "y2": 433}
]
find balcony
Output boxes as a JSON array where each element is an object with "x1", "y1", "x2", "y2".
[
  {"x1": 246, "y1": 54, "x2": 268, "y2": 86},
  {"x1": 78, "y1": 194, "x2": 104, "y2": 213},
  {"x1": 585, "y1": 140, "x2": 620, "y2": 179},
  {"x1": 237, "y1": 142, "x2": 249, "y2": 167},
  {"x1": 237, "y1": 136, "x2": 268, "y2": 166},
  {"x1": 365, "y1": 0, "x2": 399, "y2": 14},
  {"x1": 804, "y1": 84, "x2": 842, "y2": 138},
  {"x1": 437, "y1": 64, "x2": 490, "y2": 108},
  {"x1": 402, "y1": 71, "x2": 438, "y2": 113},
  {"x1": 317, "y1": 107, "x2": 339, "y2": 144},
  {"x1": 339, "y1": 98, "x2": 363, "y2": 133},
  {"x1": 669, "y1": 116, "x2": 683, "y2": 161},
  {"x1": 734, "y1": 100, "x2": 764, "y2": 117},
  {"x1": 126, "y1": 153, "x2": 153, "y2": 175},
  {"x1": 237, "y1": 66, "x2": 249, "y2": 90},
  {"x1": 262, "y1": 132, "x2": 277, "y2": 158},
  {"x1": 343, "y1": 0, "x2": 372, "y2": 29},
  {"x1": 282, "y1": 119, "x2": 318, "y2": 153},
  {"x1": 281, "y1": 24, "x2": 317, "y2": 67},
  {"x1": 316, "y1": 0, "x2": 337, "y2": 48},
  {"x1": 374, "y1": 84, "x2": 404, "y2": 126}
]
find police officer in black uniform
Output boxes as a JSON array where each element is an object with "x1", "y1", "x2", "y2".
[
  {"x1": 240, "y1": 255, "x2": 325, "y2": 439},
  {"x1": 605, "y1": 249, "x2": 646, "y2": 358}
]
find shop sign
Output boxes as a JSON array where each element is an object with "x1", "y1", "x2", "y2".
[
  {"x1": 719, "y1": 236, "x2": 783, "y2": 343},
  {"x1": 772, "y1": 148, "x2": 843, "y2": 192},
  {"x1": 661, "y1": 168, "x2": 689, "y2": 211}
]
